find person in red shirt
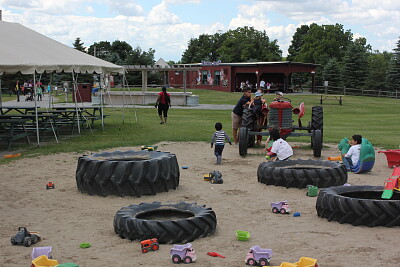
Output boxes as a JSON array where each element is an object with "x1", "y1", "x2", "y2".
[{"x1": 155, "y1": 87, "x2": 171, "y2": 124}]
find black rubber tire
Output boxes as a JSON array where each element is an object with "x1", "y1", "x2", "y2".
[
  {"x1": 311, "y1": 106, "x2": 323, "y2": 130},
  {"x1": 311, "y1": 106, "x2": 323, "y2": 144},
  {"x1": 258, "y1": 159, "x2": 347, "y2": 188},
  {"x1": 242, "y1": 107, "x2": 256, "y2": 129},
  {"x1": 76, "y1": 150, "x2": 180, "y2": 197},
  {"x1": 11, "y1": 236, "x2": 17, "y2": 245},
  {"x1": 312, "y1": 129, "x2": 322, "y2": 157},
  {"x1": 23, "y1": 237, "x2": 31, "y2": 247},
  {"x1": 316, "y1": 185, "x2": 400, "y2": 227},
  {"x1": 239, "y1": 127, "x2": 248, "y2": 156},
  {"x1": 114, "y1": 201, "x2": 217, "y2": 244}
]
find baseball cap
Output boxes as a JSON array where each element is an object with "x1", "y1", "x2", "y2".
[
  {"x1": 255, "y1": 91, "x2": 262, "y2": 97},
  {"x1": 276, "y1": 91, "x2": 283, "y2": 96}
]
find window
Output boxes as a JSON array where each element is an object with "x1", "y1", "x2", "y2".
[
  {"x1": 202, "y1": 71, "x2": 208, "y2": 84},
  {"x1": 214, "y1": 71, "x2": 220, "y2": 85}
]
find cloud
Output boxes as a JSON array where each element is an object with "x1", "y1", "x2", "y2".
[
  {"x1": 146, "y1": 1, "x2": 180, "y2": 25},
  {"x1": 101, "y1": 0, "x2": 144, "y2": 16}
]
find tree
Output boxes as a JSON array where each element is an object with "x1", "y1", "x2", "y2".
[
  {"x1": 217, "y1": 26, "x2": 281, "y2": 62},
  {"x1": 88, "y1": 41, "x2": 112, "y2": 60},
  {"x1": 365, "y1": 51, "x2": 391, "y2": 90},
  {"x1": 181, "y1": 27, "x2": 281, "y2": 63},
  {"x1": 111, "y1": 40, "x2": 133, "y2": 62},
  {"x1": 322, "y1": 58, "x2": 342, "y2": 87},
  {"x1": 73, "y1": 37, "x2": 86, "y2": 52},
  {"x1": 287, "y1": 24, "x2": 311, "y2": 61},
  {"x1": 386, "y1": 37, "x2": 400, "y2": 91},
  {"x1": 341, "y1": 38, "x2": 370, "y2": 88},
  {"x1": 294, "y1": 24, "x2": 353, "y2": 65},
  {"x1": 181, "y1": 32, "x2": 224, "y2": 63}
]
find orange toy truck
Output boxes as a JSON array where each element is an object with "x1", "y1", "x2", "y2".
[{"x1": 140, "y1": 238, "x2": 159, "y2": 253}]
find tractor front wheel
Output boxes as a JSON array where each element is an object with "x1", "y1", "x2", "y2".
[
  {"x1": 239, "y1": 127, "x2": 248, "y2": 157},
  {"x1": 313, "y1": 130, "x2": 322, "y2": 157}
]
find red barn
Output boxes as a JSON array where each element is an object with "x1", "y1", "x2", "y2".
[{"x1": 168, "y1": 61, "x2": 319, "y2": 93}]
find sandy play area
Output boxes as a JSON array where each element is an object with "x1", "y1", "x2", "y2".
[{"x1": 1, "y1": 141, "x2": 398, "y2": 267}]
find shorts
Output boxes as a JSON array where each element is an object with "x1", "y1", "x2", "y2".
[{"x1": 231, "y1": 112, "x2": 242, "y2": 130}]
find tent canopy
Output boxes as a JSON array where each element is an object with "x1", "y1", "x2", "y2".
[{"x1": 0, "y1": 21, "x2": 125, "y2": 75}]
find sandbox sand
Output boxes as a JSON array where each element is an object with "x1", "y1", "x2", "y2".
[{"x1": 0, "y1": 142, "x2": 398, "y2": 267}]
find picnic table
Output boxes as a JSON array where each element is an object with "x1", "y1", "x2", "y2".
[
  {"x1": 0, "y1": 106, "x2": 39, "y2": 115},
  {"x1": 0, "y1": 118, "x2": 31, "y2": 149},
  {"x1": 53, "y1": 106, "x2": 107, "y2": 126},
  {"x1": 0, "y1": 114, "x2": 59, "y2": 140},
  {"x1": 319, "y1": 94, "x2": 344, "y2": 105}
]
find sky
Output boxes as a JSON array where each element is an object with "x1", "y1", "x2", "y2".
[{"x1": 0, "y1": 0, "x2": 399, "y2": 62}]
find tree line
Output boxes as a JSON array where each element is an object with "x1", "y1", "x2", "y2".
[{"x1": 181, "y1": 24, "x2": 399, "y2": 92}]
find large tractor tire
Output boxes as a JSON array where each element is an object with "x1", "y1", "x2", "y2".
[
  {"x1": 76, "y1": 150, "x2": 180, "y2": 197},
  {"x1": 312, "y1": 129, "x2": 322, "y2": 157},
  {"x1": 316, "y1": 185, "x2": 400, "y2": 227},
  {"x1": 114, "y1": 201, "x2": 217, "y2": 244},
  {"x1": 257, "y1": 159, "x2": 347, "y2": 188}
]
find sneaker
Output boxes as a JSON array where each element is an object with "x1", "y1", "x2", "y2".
[{"x1": 160, "y1": 122, "x2": 164, "y2": 124}]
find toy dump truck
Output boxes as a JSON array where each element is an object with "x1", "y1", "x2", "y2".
[
  {"x1": 140, "y1": 238, "x2": 159, "y2": 253},
  {"x1": 170, "y1": 243, "x2": 196, "y2": 264},
  {"x1": 11, "y1": 227, "x2": 41, "y2": 247},
  {"x1": 271, "y1": 201, "x2": 291, "y2": 214},
  {"x1": 245, "y1": 245, "x2": 272, "y2": 266},
  {"x1": 271, "y1": 257, "x2": 318, "y2": 267}
]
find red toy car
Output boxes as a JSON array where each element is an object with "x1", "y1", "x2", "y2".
[
  {"x1": 46, "y1": 182, "x2": 55, "y2": 190},
  {"x1": 140, "y1": 238, "x2": 159, "y2": 253}
]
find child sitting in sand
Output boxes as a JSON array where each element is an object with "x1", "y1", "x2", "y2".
[
  {"x1": 211, "y1": 122, "x2": 232, "y2": 164},
  {"x1": 342, "y1": 134, "x2": 362, "y2": 172},
  {"x1": 263, "y1": 127, "x2": 293, "y2": 161}
]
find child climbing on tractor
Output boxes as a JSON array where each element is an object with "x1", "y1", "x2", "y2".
[
  {"x1": 250, "y1": 90, "x2": 268, "y2": 145},
  {"x1": 342, "y1": 134, "x2": 362, "y2": 172}
]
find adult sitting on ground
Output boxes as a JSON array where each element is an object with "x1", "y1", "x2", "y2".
[{"x1": 231, "y1": 88, "x2": 251, "y2": 144}]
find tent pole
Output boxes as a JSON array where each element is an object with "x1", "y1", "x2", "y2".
[
  {"x1": 0, "y1": 75, "x2": 2, "y2": 108},
  {"x1": 122, "y1": 74, "x2": 126, "y2": 123},
  {"x1": 72, "y1": 72, "x2": 81, "y2": 134},
  {"x1": 34, "y1": 73, "x2": 40, "y2": 147}
]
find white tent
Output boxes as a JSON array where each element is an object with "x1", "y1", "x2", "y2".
[
  {"x1": 0, "y1": 21, "x2": 125, "y2": 75},
  {"x1": 0, "y1": 20, "x2": 125, "y2": 146}
]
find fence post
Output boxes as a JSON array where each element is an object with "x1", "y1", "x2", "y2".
[
  {"x1": 378, "y1": 89, "x2": 381, "y2": 97},
  {"x1": 343, "y1": 87, "x2": 346, "y2": 95},
  {"x1": 396, "y1": 90, "x2": 398, "y2": 99}
]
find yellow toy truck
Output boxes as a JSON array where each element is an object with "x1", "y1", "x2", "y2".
[{"x1": 271, "y1": 257, "x2": 318, "y2": 267}]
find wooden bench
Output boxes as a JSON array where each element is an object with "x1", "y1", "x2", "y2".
[{"x1": 319, "y1": 94, "x2": 344, "y2": 105}]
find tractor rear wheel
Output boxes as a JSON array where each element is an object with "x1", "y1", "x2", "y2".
[{"x1": 313, "y1": 130, "x2": 322, "y2": 157}]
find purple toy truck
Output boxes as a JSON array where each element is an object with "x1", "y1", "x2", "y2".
[
  {"x1": 170, "y1": 243, "x2": 197, "y2": 264},
  {"x1": 271, "y1": 200, "x2": 291, "y2": 214},
  {"x1": 245, "y1": 245, "x2": 272, "y2": 266}
]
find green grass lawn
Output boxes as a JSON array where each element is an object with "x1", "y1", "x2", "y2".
[{"x1": 1, "y1": 90, "x2": 400, "y2": 161}]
